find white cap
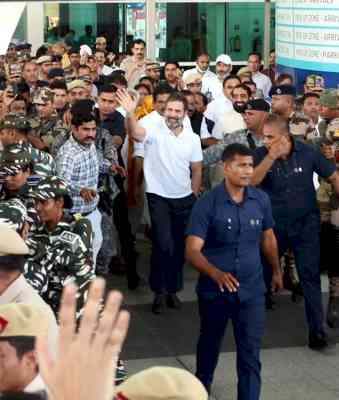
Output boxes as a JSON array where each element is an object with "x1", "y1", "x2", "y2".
[{"x1": 216, "y1": 54, "x2": 232, "y2": 65}]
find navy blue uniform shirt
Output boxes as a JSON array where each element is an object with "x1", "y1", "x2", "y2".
[
  {"x1": 186, "y1": 183, "x2": 274, "y2": 301},
  {"x1": 254, "y1": 139, "x2": 336, "y2": 227}
]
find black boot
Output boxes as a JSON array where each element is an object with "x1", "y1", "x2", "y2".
[{"x1": 152, "y1": 294, "x2": 166, "y2": 314}]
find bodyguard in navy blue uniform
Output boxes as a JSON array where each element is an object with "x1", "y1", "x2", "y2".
[
  {"x1": 186, "y1": 144, "x2": 282, "y2": 400},
  {"x1": 252, "y1": 114, "x2": 339, "y2": 350}
]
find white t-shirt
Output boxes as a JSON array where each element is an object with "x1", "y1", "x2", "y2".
[
  {"x1": 134, "y1": 111, "x2": 194, "y2": 159},
  {"x1": 252, "y1": 72, "x2": 272, "y2": 98},
  {"x1": 142, "y1": 117, "x2": 202, "y2": 198},
  {"x1": 204, "y1": 95, "x2": 233, "y2": 125}
]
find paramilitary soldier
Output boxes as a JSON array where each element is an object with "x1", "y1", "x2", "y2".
[
  {"x1": 26, "y1": 175, "x2": 95, "y2": 319},
  {"x1": 0, "y1": 114, "x2": 56, "y2": 177}
]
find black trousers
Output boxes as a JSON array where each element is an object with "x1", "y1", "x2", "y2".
[
  {"x1": 147, "y1": 192, "x2": 196, "y2": 294},
  {"x1": 113, "y1": 190, "x2": 138, "y2": 282}
]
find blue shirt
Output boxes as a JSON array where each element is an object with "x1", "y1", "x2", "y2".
[
  {"x1": 186, "y1": 183, "x2": 274, "y2": 301},
  {"x1": 254, "y1": 139, "x2": 336, "y2": 227}
]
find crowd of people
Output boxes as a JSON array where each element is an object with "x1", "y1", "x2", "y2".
[{"x1": 0, "y1": 33, "x2": 338, "y2": 400}]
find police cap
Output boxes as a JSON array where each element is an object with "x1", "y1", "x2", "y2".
[
  {"x1": 269, "y1": 84, "x2": 296, "y2": 97},
  {"x1": 47, "y1": 68, "x2": 65, "y2": 79},
  {"x1": 33, "y1": 87, "x2": 54, "y2": 105},
  {"x1": 245, "y1": 99, "x2": 270, "y2": 112}
]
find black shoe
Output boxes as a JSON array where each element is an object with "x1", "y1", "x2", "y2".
[
  {"x1": 265, "y1": 293, "x2": 276, "y2": 310},
  {"x1": 291, "y1": 282, "x2": 303, "y2": 303},
  {"x1": 166, "y1": 293, "x2": 182, "y2": 309},
  {"x1": 308, "y1": 332, "x2": 328, "y2": 351},
  {"x1": 152, "y1": 294, "x2": 166, "y2": 314}
]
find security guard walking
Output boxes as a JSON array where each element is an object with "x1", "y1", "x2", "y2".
[
  {"x1": 252, "y1": 114, "x2": 339, "y2": 349},
  {"x1": 186, "y1": 143, "x2": 283, "y2": 399},
  {"x1": 26, "y1": 175, "x2": 95, "y2": 319}
]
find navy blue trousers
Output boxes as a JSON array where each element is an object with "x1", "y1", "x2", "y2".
[
  {"x1": 263, "y1": 212, "x2": 324, "y2": 334},
  {"x1": 196, "y1": 294, "x2": 265, "y2": 400},
  {"x1": 147, "y1": 193, "x2": 195, "y2": 294}
]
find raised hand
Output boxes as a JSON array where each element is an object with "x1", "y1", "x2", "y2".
[{"x1": 36, "y1": 278, "x2": 130, "y2": 400}]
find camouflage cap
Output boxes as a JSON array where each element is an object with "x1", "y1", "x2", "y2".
[
  {"x1": 305, "y1": 74, "x2": 325, "y2": 91},
  {"x1": 0, "y1": 198, "x2": 28, "y2": 232},
  {"x1": 67, "y1": 79, "x2": 87, "y2": 92},
  {"x1": 32, "y1": 87, "x2": 54, "y2": 105},
  {"x1": 8, "y1": 63, "x2": 22, "y2": 77},
  {"x1": 0, "y1": 114, "x2": 31, "y2": 132},
  {"x1": 29, "y1": 175, "x2": 73, "y2": 209},
  {"x1": 0, "y1": 143, "x2": 32, "y2": 175},
  {"x1": 319, "y1": 89, "x2": 338, "y2": 109}
]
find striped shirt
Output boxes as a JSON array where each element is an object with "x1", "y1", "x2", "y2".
[{"x1": 56, "y1": 135, "x2": 99, "y2": 214}]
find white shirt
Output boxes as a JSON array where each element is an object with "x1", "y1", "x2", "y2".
[
  {"x1": 251, "y1": 71, "x2": 272, "y2": 98},
  {"x1": 204, "y1": 95, "x2": 233, "y2": 125},
  {"x1": 134, "y1": 111, "x2": 193, "y2": 159},
  {"x1": 207, "y1": 76, "x2": 224, "y2": 100},
  {"x1": 142, "y1": 117, "x2": 202, "y2": 198},
  {"x1": 24, "y1": 374, "x2": 46, "y2": 393},
  {"x1": 182, "y1": 67, "x2": 218, "y2": 98}
]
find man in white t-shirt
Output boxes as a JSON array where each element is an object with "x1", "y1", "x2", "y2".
[
  {"x1": 207, "y1": 54, "x2": 233, "y2": 100},
  {"x1": 247, "y1": 53, "x2": 272, "y2": 98},
  {"x1": 204, "y1": 75, "x2": 241, "y2": 131},
  {"x1": 117, "y1": 89, "x2": 203, "y2": 314}
]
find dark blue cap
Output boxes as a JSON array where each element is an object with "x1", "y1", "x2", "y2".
[{"x1": 269, "y1": 84, "x2": 296, "y2": 97}]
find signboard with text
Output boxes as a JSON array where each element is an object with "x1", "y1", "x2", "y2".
[{"x1": 276, "y1": 0, "x2": 339, "y2": 88}]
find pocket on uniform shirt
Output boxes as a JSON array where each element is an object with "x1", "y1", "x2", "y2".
[{"x1": 242, "y1": 218, "x2": 263, "y2": 241}]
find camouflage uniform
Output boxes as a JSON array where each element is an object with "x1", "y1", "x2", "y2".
[
  {"x1": 30, "y1": 88, "x2": 70, "y2": 152},
  {"x1": 0, "y1": 114, "x2": 56, "y2": 177},
  {"x1": 312, "y1": 89, "x2": 339, "y2": 327},
  {"x1": 202, "y1": 128, "x2": 264, "y2": 189},
  {"x1": 203, "y1": 129, "x2": 264, "y2": 167},
  {"x1": 0, "y1": 198, "x2": 28, "y2": 232},
  {"x1": 0, "y1": 144, "x2": 40, "y2": 225},
  {"x1": 288, "y1": 111, "x2": 317, "y2": 141},
  {"x1": 25, "y1": 176, "x2": 95, "y2": 319}
]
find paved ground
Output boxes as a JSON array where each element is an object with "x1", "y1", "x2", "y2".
[{"x1": 107, "y1": 237, "x2": 339, "y2": 400}]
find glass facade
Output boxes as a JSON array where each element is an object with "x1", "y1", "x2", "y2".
[
  {"x1": 9, "y1": 1, "x2": 275, "y2": 63},
  {"x1": 43, "y1": 2, "x2": 146, "y2": 53},
  {"x1": 156, "y1": 2, "x2": 276, "y2": 62}
]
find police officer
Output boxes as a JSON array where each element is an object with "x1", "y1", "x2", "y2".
[
  {"x1": 26, "y1": 175, "x2": 95, "y2": 319},
  {"x1": 186, "y1": 143, "x2": 283, "y2": 398},
  {"x1": 0, "y1": 114, "x2": 56, "y2": 177},
  {"x1": 270, "y1": 85, "x2": 316, "y2": 140},
  {"x1": 29, "y1": 87, "x2": 69, "y2": 152},
  {"x1": 252, "y1": 114, "x2": 339, "y2": 349}
]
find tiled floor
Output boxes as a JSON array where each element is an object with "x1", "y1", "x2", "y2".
[{"x1": 108, "y1": 237, "x2": 339, "y2": 400}]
